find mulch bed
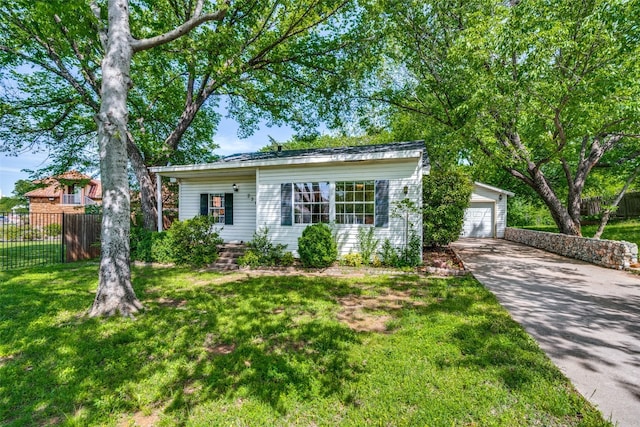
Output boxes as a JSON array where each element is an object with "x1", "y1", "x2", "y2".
[
  {"x1": 231, "y1": 246, "x2": 467, "y2": 277},
  {"x1": 419, "y1": 246, "x2": 466, "y2": 276}
]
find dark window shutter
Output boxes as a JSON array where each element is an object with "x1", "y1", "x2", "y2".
[
  {"x1": 200, "y1": 194, "x2": 208, "y2": 216},
  {"x1": 375, "y1": 180, "x2": 389, "y2": 228},
  {"x1": 281, "y1": 183, "x2": 292, "y2": 226},
  {"x1": 224, "y1": 193, "x2": 234, "y2": 225}
]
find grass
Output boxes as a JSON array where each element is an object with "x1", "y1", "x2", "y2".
[
  {"x1": 0, "y1": 264, "x2": 609, "y2": 426},
  {"x1": 0, "y1": 241, "x2": 64, "y2": 270},
  {"x1": 521, "y1": 218, "x2": 640, "y2": 246}
]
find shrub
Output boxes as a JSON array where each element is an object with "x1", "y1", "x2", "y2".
[
  {"x1": 130, "y1": 225, "x2": 151, "y2": 261},
  {"x1": 167, "y1": 216, "x2": 223, "y2": 267},
  {"x1": 130, "y1": 227, "x2": 173, "y2": 263},
  {"x1": 378, "y1": 233, "x2": 422, "y2": 268},
  {"x1": 1, "y1": 225, "x2": 20, "y2": 241},
  {"x1": 378, "y1": 238, "x2": 399, "y2": 267},
  {"x1": 298, "y1": 223, "x2": 338, "y2": 268},
  {"x1": 21, "y1": 226, "x2": 42, "y2": 241},
  {"x1": 237, "y1": 250, "x2": 261, "y2": 268},
  {"x1": 371, "y1": 255, "x2": 383, "y2": 268},
  {"x1": 422, "y1": 169, "x2": 473, "y2": 247},
  {"x1": 85, "y1": 205, "x2": 102, "y2": 215},
  {"x1": 149, "y1": 232, "x2": 173, "y2": 263},
  {"x1": 340, "y1": 252, "x2": 363, "y2": 267},
  {"x1": 43, "y1": 223, "x2": 62, "y2": 237},
  {"x1": 280, "y1": 252, "x2": 295, "y2": 267},
  {"x1": 398, "y1": 231, "x2": 422, "y2": 267},
  {"x1": 238, "y1": 227, "x2": 293, "y2": 267},
  {"x1": 357, "y1": 227, "x2": 379, "y2": 265}
]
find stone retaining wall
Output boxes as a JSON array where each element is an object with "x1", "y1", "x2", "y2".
[{"x1": 504, "y1": 227, "x2": 638, "y2": 270}]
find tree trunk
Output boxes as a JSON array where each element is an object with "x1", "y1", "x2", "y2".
[
  {"x1": 89, "y1": 0, "x2": 142, "y2": 317},
  {"x1": 127, "y1": 135, "x2": 158, "y2": 231},
  {"x1": 525, "y1": 167, "x2": 582, "y2": 236}
]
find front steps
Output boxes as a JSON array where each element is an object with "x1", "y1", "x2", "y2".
[{"x1": 211, "y1": 243, "x2": 246, "y2": 270}]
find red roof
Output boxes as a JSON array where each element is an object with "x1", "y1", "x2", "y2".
[{"x1": 24, "y1": 171, "x2": 102, "y2": 200}]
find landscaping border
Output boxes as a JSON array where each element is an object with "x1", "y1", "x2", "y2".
[{"x1": 504, "y1": 227, "x2": 638, "y2": 270}]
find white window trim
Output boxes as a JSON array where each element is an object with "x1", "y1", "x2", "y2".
[{"x1": 208, "y1": 193, "x2": 225, "y2": 225}]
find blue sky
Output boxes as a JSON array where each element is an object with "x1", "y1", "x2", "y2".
[{"x1": 0, "y1": 117, "x2": 295, "y2": 198}]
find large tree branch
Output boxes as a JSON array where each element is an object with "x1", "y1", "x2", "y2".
[
  {"x1": 504, "y1": 166, "x2": 535, "y2": 187},
  {"x1": 131, "y1": 1, "x2": 228, "y2": 52}
]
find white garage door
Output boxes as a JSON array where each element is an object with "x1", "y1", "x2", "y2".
[{"x1": 461, "y1": 202, "x2": 494, "y2": 238}]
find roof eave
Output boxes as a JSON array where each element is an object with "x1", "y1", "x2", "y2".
[
  {"x1": 474, "y1": 181, "x2": 515, "y2": 197},
  {"x1": 150, "y1": 149, "x2": 424, "y2": 176}
]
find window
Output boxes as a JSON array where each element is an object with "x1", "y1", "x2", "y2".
[
  {"x1": 209, "y1": 193, "x2": 225, "y2": 224},
  {"x1": 335, "y1": 181, "x2": 375, "y2": 224},
  {"x1": 293, "y1": 182, "x2": 330, "y2": 224},
  {"x1": 280, "y1": 180, "x2": 388, "y2": 227},
  {"x1": 200, "y1": 192, "x2": 233, "y2": 225}
]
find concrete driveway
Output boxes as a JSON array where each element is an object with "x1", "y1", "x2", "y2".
[{"x1": 452, "y1": 239, "x2": 640, "y2": 427}]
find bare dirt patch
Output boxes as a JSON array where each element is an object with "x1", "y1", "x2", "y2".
[
  {"x1": 0, "y1": 353, "x2": 17, "y2": 367},
  {"x1": 154, "y1": 297, "x2": 187, "y2": 308},
  {"x1": 118, "y1": 410, "x2": 161, "y2": 427},
  {"x1": 203, "y1": 333, "x2": 236, "y2": 355},
  {"x1": 336, "y1": 290, "x2": 426, "y2": 332}
]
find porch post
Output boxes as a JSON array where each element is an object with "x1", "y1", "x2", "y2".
[{"x1": 156, "y1": 173, "x2": 163, "y2": 232}]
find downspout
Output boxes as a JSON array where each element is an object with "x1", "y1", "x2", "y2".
[{"x1": 156, "y1": 173, "x2": 163, "y2": 232}]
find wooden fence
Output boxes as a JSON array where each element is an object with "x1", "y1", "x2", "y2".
[
  {"x1": 64, "y1": 214, "x2": 101, "y2": 262},
  {"x1": 581, "y1": 192, "x2": 640, "y2": 218},
  {"x1": 1, "y1": 213, "x2": 101, "y2": 270}
]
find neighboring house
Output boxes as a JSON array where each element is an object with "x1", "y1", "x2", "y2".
[
  {"x1": 461, "y1": 182, "x2": 514, "y2": 238},
  {"x1": 150, "y1": 141, "x2": 428, "y2": 256},
  {"x1": 25, "y1": 171, "x2": 102, "y2": 219}
]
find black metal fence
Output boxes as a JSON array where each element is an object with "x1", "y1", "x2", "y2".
[{"x1": 0, "y1": 212, "x2": 101, "y2": 270}]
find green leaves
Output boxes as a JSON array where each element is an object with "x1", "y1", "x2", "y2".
[
  {"x1": 1, "y1": 0, "x2": 364, "y2": 174},
  {"x1": 352, "y1": 0, "x2": 640, "y2": 233}
]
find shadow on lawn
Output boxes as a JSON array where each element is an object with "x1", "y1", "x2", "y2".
[
  {"x1": 392, "y1": 276, "x2": 570, "y2": 391},
  {"x1": 0, "y1": 266, "x2": 585, "y2": 425},
  {"x1": 0, "y1": 267, "x2": 367, "y2": 425}
]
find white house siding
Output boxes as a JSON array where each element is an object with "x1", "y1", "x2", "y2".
[
  {"x1": 178, "y1": 175, "x2": 257, "y2": 243},
  {"x1": 462, "y1": 185, "x2": 509, "y2": 238},
  {"x1": 257, "y1": 158, "x2": 422, "y2": 256}
]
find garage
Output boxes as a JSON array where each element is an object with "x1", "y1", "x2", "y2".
[
  {"x1": 462, "y1": 202, "x2": 495, "y2": 238},
  {"x1": 461, "y1": 182, "x2": 514, "y2": 238}
]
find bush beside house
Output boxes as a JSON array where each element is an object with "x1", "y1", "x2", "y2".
[
  {"x1": 238, "y1": 227, "x2": 295, "y2": 267},
  {"x1": 423, "y1": 170, "x2": 473, "y2": 247},
  {"x1": 298, "y1": 223, "x2": 338, "y2": 268},
  {"x1": 131, "y1": 215, "x2": 222, "y2": 267}
]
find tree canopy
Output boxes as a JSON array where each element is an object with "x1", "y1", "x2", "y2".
[
  {"x1": 353, "y1": 0, "x2": 640, "y2": 235},
  {"x1": 0, "y1": 0, "x2": 364, "y2": 230}
]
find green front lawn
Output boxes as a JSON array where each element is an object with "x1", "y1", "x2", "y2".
[
  {"x1": 522, "y1": 219, "x2": 640, "y2": 246},
  {"x1": 0, "y1": 264, "x2": 607, "y2": 426},
  {"x1": 0, "y1": 241, "x2": 64, "y2": 270}
]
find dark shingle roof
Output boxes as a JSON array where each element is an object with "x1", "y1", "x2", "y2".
[{"x1": 220, "y1": 140, "x2": 429, "y2": 167}]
